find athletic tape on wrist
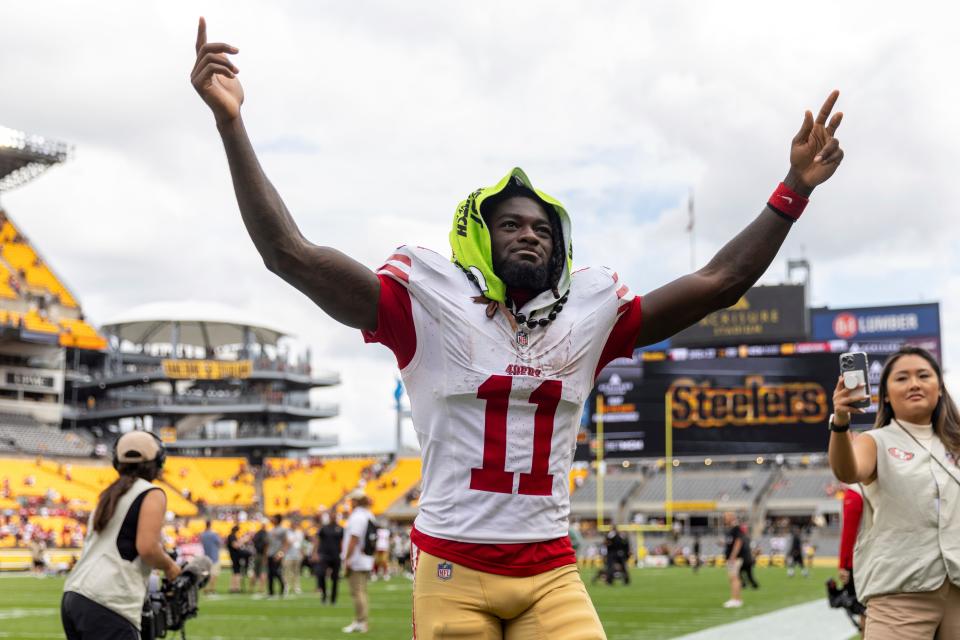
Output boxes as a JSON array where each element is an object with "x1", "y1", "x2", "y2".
[{"x1": 767, "y1": 182, "x2": 809, "y2": 221}]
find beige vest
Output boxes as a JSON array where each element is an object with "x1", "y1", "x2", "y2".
[
  {"x1": 64, "y1": 478, "x2": 157, "y2": 628},
  {"x1": 853, "y1": 423, "x2": 960, "y2": 602}
]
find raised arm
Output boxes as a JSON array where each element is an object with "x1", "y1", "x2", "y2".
[
  {"x1": 190, "y1": 18, "x2": 378, "y2": 331},
  {"x1": 636, "y1": 91, "x2": 844, "y2": 347},
  {"x1": 828, "y1": 376, "x2": 878, "y2": 484}
]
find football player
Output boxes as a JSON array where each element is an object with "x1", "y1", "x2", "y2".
[{"x1": 191, "y1": 17, "x2": 844, "y2": 638}]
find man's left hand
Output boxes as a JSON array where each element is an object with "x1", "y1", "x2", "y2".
[{"x1": 786, "y1": 90, "x2": 844, "y2": 196}]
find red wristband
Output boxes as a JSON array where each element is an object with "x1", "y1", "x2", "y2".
[{"x1": 767, "y1": 182, "x2": 809, "y2": 221}]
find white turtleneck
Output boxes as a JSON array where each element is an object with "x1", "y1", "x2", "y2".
[{"x1": 891, "y1": 418, "x2": 934, "y2": 443}]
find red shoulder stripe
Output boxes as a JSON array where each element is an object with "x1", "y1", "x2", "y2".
[
  {"x1": 379, "y1": 264, "x2": 410, "y2": 284},
  {"x1": 387, "y1": 253, "x2": 412, "y2": 267}
]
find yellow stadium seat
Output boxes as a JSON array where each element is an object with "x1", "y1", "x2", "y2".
[
  {"x1": 0, "y1": 227, "x2": 79, "y2": 308},
  {"x1": 262, "y1": 458, "x2": 375, "y2": 516},
  {"x1": 0, "y1": 261, "x2": 18, "y2": 299},
  {"x1": 0, "y1": 458, "x2": 197, "y2": 517},
  {"x1": 161, "y1": 457, "x2": 256, "y2": 506},
  {"x1": 365, "y1": 458, "x2": 422, "y2": 514},
  {"x1": 0, "y1": 221, "x2": 17, "y2": 243},
  {"x1": 58, "y1": 318, "x2": 107, "y2": 350},
  {"x1": 24, "y1": 310, "x2": 59, "y2": 334}
]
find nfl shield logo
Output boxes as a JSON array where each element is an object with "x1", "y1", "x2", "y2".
[
  {"x1": 516, "y1": 331, "x2": 528, "y2": 348},
  {"x1": 437, "y1": 562, "x2": 453, "y2": 581}
]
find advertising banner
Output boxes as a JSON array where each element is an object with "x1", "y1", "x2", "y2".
[
  {"x1": 162, "y1": 359, "x2": 253, "y2": 380},
  {"x1": 581, "y1": 352, "x2": 857, "y2": 459},
  {"x1": 810, "y1": 303, "x2": 940, "y2": 341},
  {"x1": 671, "y1": 285, "x2": 807, "y2": 347}
]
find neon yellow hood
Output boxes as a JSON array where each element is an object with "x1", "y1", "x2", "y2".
[{"x1": 449, "y1": 167, "x2": 572, "y2": 304}]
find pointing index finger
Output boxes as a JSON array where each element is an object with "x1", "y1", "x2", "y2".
[
  {"x1": 815, "y1": 90, "x2": 840, "y2": 126},
  {"x1": 196, "y1": 16, "x2": 207, "y2": 54}
]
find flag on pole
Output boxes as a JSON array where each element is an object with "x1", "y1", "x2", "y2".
[
  {"x1": 394, "y1": 378, "x2": 404, "y2": 409},
  {"x1": 686, "y1": 190, "x2": 694, "y2": 232}
]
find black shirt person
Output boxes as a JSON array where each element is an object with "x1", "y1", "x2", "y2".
[
  {"x1": 738, "y1": 526, "x2": 759, "y2": 589},
  {"x1": 604, "y1": 526, "x2": 630, "y2": 585},
  {"x1": 311, "y1": 510, "x2": 344, "y2": 604}
]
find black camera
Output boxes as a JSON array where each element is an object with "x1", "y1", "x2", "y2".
[
  {"x1": 142, "y1": 556, "x2": 211, "y2": 639},
  {"x1": 825, "y1": 577, "x2": 866, "y2": 631}
]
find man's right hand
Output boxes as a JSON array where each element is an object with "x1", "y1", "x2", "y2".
[{"x1": 191, "y1": 17, "x2": 243, "y2": 126}]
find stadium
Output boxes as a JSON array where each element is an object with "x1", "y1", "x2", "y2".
[{"x1": 0, "y1": 122, "x2": 943, "y2": 640}]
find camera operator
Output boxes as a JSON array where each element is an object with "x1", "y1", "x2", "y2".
[
  {"x1": 61, "y1": 431, "x2": 181, "y2": 639},
  {"x1": 831, "y1": 482, "x2": 866, "y2": 629},
  {"x1": 828, "y1": 346, "x2": 960, "y2": 638}
]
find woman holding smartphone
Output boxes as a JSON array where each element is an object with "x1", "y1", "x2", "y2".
[{"x1": 828, "y1": 346, "x2": 960, "y2": 639}]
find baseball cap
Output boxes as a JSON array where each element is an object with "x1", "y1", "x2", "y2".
[
  {"x1": 115, "y1": 431, "x2": 162, "y2": 463},
  {"x1": 347, "y1": 488, "x2": 370, "y2": 503}
]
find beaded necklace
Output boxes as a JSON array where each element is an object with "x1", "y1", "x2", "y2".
[{"x1": 458, "y1": 263, "x2": 568, "y2": 347}]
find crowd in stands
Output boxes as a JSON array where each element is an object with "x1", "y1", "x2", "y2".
[
  {"x1": 0, "y1": 454, "x2": 425, "y2": 553},
  {"x1": 0, "y1": 211, "x2": 106, "y2": 349}
]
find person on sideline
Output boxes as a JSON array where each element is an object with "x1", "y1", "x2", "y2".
[
  {"x1": 265, "y1": 514, "x2": 289, "y2": 598},
  {"x1": 313, "y1": 509, "x2": 344, "y2": 604},
  {"x1": 604, "y1": 526, "x2": 630, "y2": 586},
  {"x1": 251, "y1": 519, "x2": 268, "y2": 593},
  {"x1": 200, "y1": 520, "x2": 222, "y2": 594},
  {"x1": 342, "y1": 490, "x2": 375, "y2": 634},
  {"x1": 828, "y1": 346, "x2": 960, "y2": 638},
  {"x1": 283, "y1": 523, "x2": 305, "y2": 595},
  {"x1": 722, "y1": 512, "x2": 744, "y2": 608},
  {"x1": 227, "y1": 524, "x2": 251, "y2": 593},
  {"x1": 786, "y1": 525, "x2": 808, "y2": 578},
  {"x1": 691, "y1": 535, "x2": 702, "y2": 573},
  {"x1": 61, "y1": 432, "x2": 181, "y2": 639},
  {"x1": 372, "y1": 525, "x2": 391, "y2": 581},
  {"x1": 738, "y1": 524, "x2": 759, "y2": 590}
]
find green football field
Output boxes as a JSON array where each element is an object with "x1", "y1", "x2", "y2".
[{"x1": 0, "y1": 566, "x2": 837, "y2": 639}]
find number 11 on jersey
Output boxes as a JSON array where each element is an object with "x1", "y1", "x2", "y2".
[{"x1": 469, "y1": 375, "x2": 562, "y2": 496}]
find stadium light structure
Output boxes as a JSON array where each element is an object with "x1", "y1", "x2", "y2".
[{"x1": 0, "y1": 125, "x2": 71, "y2": 193}]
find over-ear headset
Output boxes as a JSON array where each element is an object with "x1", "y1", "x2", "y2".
[{"x1": 111, "y1": 430, "x2": 167, "y2": 471}]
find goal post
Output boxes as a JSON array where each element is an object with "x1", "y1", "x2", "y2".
[{"x1": 595, "y1": 392, "x2": 674, "y2": 533}]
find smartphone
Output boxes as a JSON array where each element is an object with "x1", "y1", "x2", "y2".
[{"x1": 839, "y1": 351, "x2": 871, "y2": 409}]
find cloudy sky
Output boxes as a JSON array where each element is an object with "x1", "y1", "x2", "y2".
[{"x1": 1, "y1": 1, "x2": 957, "y2": 451}]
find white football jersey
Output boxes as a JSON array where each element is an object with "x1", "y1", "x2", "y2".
[{"x1": 374, "y1": 246, "x2": 637, "y2": 544}]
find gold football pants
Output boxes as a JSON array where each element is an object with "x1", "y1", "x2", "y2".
[{"x1": 412, "y1": 549, "x2": 606, "y2": 639}]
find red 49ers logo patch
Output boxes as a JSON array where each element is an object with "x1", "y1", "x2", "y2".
[{"x1": 887, "y1": 447, "x2": 915, "y2": 461}]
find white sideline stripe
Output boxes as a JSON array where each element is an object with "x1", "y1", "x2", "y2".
[
  {"x1": 670, "y1": 598, "x2": 855, "y2": 640},
  {"x1": 0, "y1": 608, "x2": 58, "y2": 620}
]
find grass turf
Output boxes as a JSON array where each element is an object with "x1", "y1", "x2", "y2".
[{"x1": 0, "y1": 566, "x2": 836, "y2": 639}]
